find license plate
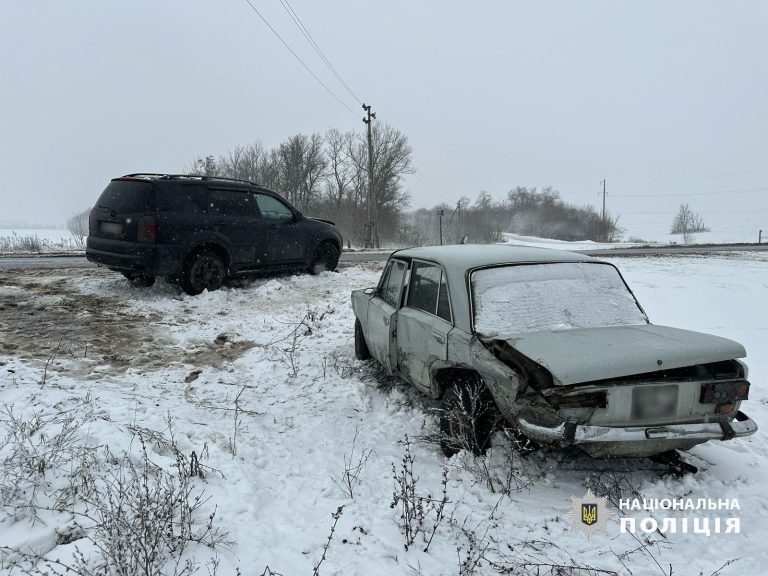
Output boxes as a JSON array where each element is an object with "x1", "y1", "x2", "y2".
[
  {"x1": 632, "y1": 385, "x2": 678, "y2": 419},
  {"x1": 700, "y1": 380, "x2": 749, "y2": 404},
  {"x1": 100, "y1": 222, "x2": 124, "y2": 235}
]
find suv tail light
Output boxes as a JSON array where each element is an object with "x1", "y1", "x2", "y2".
[{"x1": 137, "y1": 216, "x2": 157, "y2": 243}]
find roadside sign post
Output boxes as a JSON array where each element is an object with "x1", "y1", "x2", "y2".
[{"x1": 437, "y1": 208, "x2": 444, "y2": 245}]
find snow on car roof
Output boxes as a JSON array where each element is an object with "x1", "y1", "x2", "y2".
[{"x1": 391, "y1": 244, "x2": 598, "y2": 272}]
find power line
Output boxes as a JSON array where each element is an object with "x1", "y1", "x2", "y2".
[
  {"x1": 241, "y1": 0, "x2": 359, "y2": 117},
  {"x1": 610, "y1": 168, "x2": 768, "y2": 187},
  {"x1": 611, "y1": 186, "x2": 768, "y2": 198},
  {"x1": 622, "y1": 209, "x2": 768, "y2": 215},
  {"x1": 411, "y1": 170, "x2": 455, "y2": 206},
  {"x1": 277, "y1": 0, "x2": 362, "y2": 104}
]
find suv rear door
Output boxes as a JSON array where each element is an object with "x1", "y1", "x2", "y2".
[
  {"x1": 207, "y1": 187, "x2": 265, "y2": 270},
  {"x1": 90, "y1": 179, "x2": 155, "y2": 241},
  {"x1": 254, "y1": 193, "x2": 307, "y2": 263}
]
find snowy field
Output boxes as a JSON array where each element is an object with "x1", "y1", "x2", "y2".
[
  {"x1": 0, "y1": 229, "x2": 83, "y2": 254},
  {"x1": 618, "y1": 211, "x2": 766, "y2": 245},
  {"x1": 0, "y1": 254, "x2": 767, "y2": 575}
]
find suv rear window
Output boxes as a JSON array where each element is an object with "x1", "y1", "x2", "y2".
[{"x1": 96, "y1": 180, "x2": 154, "y2": 212}]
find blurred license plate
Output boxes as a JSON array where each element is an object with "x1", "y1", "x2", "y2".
[
  {"x1": 100, "y1": 222, "x2": 124, "y2": 235},
  {"x1": 632, "y1": 385, "x2": 678, "y2": 419}
]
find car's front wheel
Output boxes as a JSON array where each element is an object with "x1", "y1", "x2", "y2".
[
  {"x1": 181, "y1": 250, "x2": 226, "y2": 295},
  {"x1": 439, "y1": 379, "x2": 499, "y2": 457},
  {"x1": 309, "y1": 241, "x2": 340, "y2": 275},
  {"x1": 354, "y1": 318, "x2": 371, "y2": 360}
]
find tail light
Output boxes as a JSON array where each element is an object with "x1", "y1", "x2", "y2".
[{"x1": 137, "y1": 216, "x2": 157, "y2": 243}]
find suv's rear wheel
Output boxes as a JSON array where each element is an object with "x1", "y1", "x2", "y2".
[
  {"x1": 120, "y1": 271, "x2": 156, "y2": 288},
  {"x1": 181, "y1": 250, "x2": 226, "y2": 295},
  {"x1": 309, "y1": 241, "x2": 340, "y2": 274},
  {"x1": 439, "y1": 378, "x2": 499, "y2": 457}
]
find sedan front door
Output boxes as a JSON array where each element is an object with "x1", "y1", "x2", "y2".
[
  {"x1": 364, "y1": 259, "x2": 408, "y2": 373},
  {"x1": 396, "y1": 260, "x2": 453, "y2": 394}
]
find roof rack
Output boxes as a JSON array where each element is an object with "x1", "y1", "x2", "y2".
[{"x1": 121, "y1": 173, "x2": 261, "y2": 186}]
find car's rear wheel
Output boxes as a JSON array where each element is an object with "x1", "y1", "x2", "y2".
[
  {"x1": 439, "y1": 378, "x2": 499, "y2": 457},
  {"x1": 120, "y1": 271, "x2": 155, "y2": 288},
  {"x1": 309, "y1": 241, "x2": 339, "y2": 274},
  {"x1": 181, "y1": 250, "x2": 226, "y2": 295},
  {"x1": 354, "y1": 318, "x2": 371, "y2": 360}
]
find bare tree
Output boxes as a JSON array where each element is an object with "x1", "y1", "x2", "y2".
[
  {"x1": 671, "y1": 202, "x2": 709, "y2": 243},
  {"x1": 190, "y1": 155, "x2": 219, "y2": 177},
  {"x1": 67, "y1": 209, "x2": 90, "y2": 246}
]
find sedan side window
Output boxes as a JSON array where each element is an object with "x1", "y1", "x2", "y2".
[
  {"x1": 407, "y1": 262, "x2": 443, "y2": 316},
  {"x1": 255, "y1": 193, "x2": 293, "y2": 220},
  {"x1": 382, "y1": 260, "x2": 407, "y2": 307},
  {"x1": 436, "y1": 273, "x2": 451, "y2": 322}
]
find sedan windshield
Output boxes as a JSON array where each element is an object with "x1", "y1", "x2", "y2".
[{"x1": 471, "y1": 262, "x2": 647, "y2": 335}]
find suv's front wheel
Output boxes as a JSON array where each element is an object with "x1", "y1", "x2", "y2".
[
  {"x1": 181, "y1": 250, "x2": 226, "y2": 295},
  {"x1": 309, "y1": 241, "x2": 340, "y2": 275}
]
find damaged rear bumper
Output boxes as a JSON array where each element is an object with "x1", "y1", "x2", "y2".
[{"x1": 517, "y1": 411, "x2": 757, "y2": 457}]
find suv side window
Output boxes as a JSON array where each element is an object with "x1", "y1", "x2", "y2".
[
  {"x1": 156, "y1": 183, "x2": 206, "y2": 213},
  {"x1": 381, "y1": 260, "x2": 407, "y2": 307},
  {"x1": 208, "y1": 189, "x2": 254, "y2": 216},
  {"x1": 255, "y1": 193, "x2": 293, "y2": 220},
  {"x1": 407, "y1": 261, "x2": 451, "y2": 322}
]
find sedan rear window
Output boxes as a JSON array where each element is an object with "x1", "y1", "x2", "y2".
[
  {"x1": 471, "y1": 262, "x2": 647, "y2": 335},
  {"x1": 96, "y1": 180, "x2": 154, "y2": 213}
]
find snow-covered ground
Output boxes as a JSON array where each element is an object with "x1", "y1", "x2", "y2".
[
  {"x1": 501, "y1": 232, "x2": 644, "y2": 251},
  {"x1": 0, "y1": 254, "x2": 766, "y2": 575}
]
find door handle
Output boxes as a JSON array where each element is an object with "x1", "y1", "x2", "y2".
[
  {"x1": 269, "y1": 223, "x2": 278, "y2": 229},
  {"x1": 383, "y1": 316, "x2": 389, "y2": 326},
  {"x1": 431, "y1": 332, "x2": 445, "y2": 344}
]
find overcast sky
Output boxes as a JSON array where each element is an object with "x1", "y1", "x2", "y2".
[{"x1": 1, "y1": 0, "x2": 767, "y2": 226}]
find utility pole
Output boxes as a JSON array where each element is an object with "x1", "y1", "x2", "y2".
[
  {"x1": 437, "y1": 207, "x2": 444, "y2": 245},
  {"x1": 362, "y1": 103, "x2": 377, "y2": 248},
  {"x1": 600, "y1": 179, "x2": 607, "y2": 242}
]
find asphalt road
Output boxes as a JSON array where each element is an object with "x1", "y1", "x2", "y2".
[{"x1": 0, "y1": 243, "x2": 767, "y2": 270}]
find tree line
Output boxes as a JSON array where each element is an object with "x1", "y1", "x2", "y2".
[
  {"x1": 192, "y1": 128, "x2": 624, "y2": 247},
  {"x1": 401, "y1": 187, "x2": 623, "y2": 246}
]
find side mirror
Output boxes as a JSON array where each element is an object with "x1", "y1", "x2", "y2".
[
  {"x1": 295, "y1": 211, "x2": 304, "y2": 221},
  {"x1": 364, "y1": 287, "x2": 375, "y2": 295}
]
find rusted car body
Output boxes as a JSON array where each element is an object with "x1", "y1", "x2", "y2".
[{"x1": 351, "y1": 245, "x2": 756, "y2": 457}]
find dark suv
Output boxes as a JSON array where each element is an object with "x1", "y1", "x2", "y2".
[{"x1": 86, "y1": 174, "x2": 342, "y2": 295}]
